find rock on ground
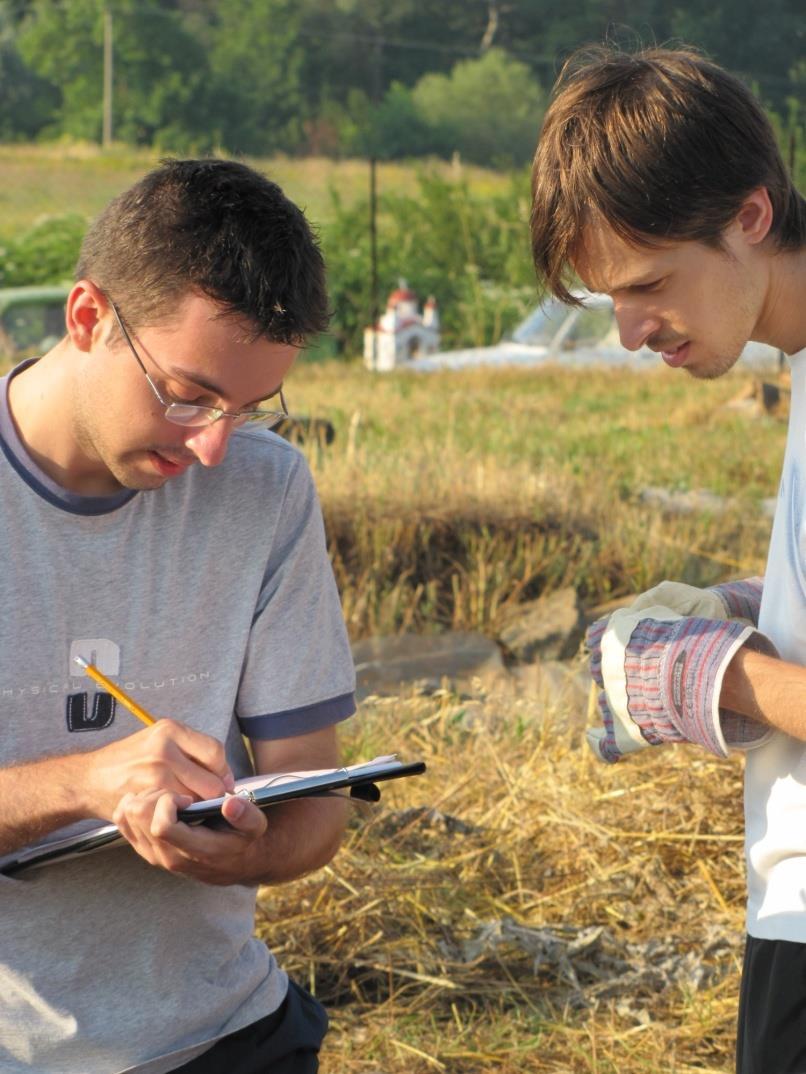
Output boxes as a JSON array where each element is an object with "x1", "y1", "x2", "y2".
[
  {"x1": 497, "y1": 586, "x2": 584, "y2": 662},
  {"x1": 351, "y1": 631, "x2": 505, "y2": 699}
]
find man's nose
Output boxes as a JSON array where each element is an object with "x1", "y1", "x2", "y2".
[
  {"x1": 183, "y1": 418, "x2": 234, "y2": 468},
  {"x1": 614, "y1": 307, "x2": 662, "y2": 352}
]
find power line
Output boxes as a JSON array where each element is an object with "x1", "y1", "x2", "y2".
[
  {"x1": 294, "y1": 25, "x2": 558, "y2": 68},
  {"x1": 6, "y1": 1, "x2": 803, "y2": 90}
]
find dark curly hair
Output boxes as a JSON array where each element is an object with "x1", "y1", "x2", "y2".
[{"x1": 76, "y1": 158, "x2": 329, "y2": 343}]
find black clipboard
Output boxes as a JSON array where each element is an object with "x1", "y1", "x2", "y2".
[
  {"x1": 177, "y1": 757, "x2": 426, "y2": 824},
  {"x1": 0, "y1": 822, "x2": 123, "y2": 877}
]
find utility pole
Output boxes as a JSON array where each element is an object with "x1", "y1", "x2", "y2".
[
  {"x1": 102, "y1": 6, "x2": 113, "y2": 148},
  {"x1": 369, "y1": 155, "x2": 378, "y2": 368},
  {"x1": 368, "y1": 27, "x2": 383, "y2": 370}
]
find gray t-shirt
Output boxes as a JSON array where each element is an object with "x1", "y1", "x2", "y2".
[{"x1": 0, "y1": 365, "x2": 356, "y2": 1073}]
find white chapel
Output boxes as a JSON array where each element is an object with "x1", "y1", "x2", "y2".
[{"x1": 363, "y1": 281, "x2": 441, "y2": 371}]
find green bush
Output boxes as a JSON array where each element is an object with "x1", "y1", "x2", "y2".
[
  {"x1": 321, "y1": 171, "x2": 538, "y2": 357},
  {"x1": 0, "y1": 214, "x2": 85, "y2": 287}
]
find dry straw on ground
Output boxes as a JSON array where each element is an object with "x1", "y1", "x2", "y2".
[{"x1": 258, "y1": 678, "x2": 747, "y2": 1074}]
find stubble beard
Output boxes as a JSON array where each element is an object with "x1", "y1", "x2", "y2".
[
  {"x1": 683, "y1": 326, "x2": 748, "y2": 381},
  {"x1": 685, "y1": 348, "x2": 743, "y2": 381},
  {"x1": 73, "y1": 395, "x2": 164, "y2": 492}
]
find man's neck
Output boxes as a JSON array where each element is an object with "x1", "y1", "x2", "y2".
[
  {"x1": 7, "y1": 345, "x2": 121, "y2": 497},
  {"x1": 755, "y1": 244, "x2": 806, "y2": 356}
]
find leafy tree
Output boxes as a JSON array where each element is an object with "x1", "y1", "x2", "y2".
[
  {"x1": 295, "y1": 0, "x2": 487, "y2": 112},
  {"x1": 16, "y1": 0, "x2": 101, "y2": 142},
  {"x1": 338, "y1": 83, "x2": 436, "y2": 160},
  {"x1": 412, "y1": 48, "x2": 545, "y2": 167},
  {"x1": 16, "y1": 0, "x2": 215, "y2": 148},
  {"x1": 207, "y1": 0, "x2": 304, "y2": 155},
  {"x1": 668, "y1": 0, "x2": 804, "y2": 112},
  {"x1": 0, "y1": 25, "x2": 58, "y2": 140}
]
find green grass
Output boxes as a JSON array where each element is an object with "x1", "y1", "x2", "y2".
[
  {"x1": 0, "y1": 144, "x2": 516, "y2": 238},
  {"x1": 294, "y1": 361, "x2": 782, "y2": 501}
]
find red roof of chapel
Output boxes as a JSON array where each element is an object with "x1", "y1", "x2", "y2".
[{"x1": 388, "y1": 287, "x2": 416, "y2": 304}]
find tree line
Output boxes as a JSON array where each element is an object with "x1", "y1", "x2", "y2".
[{"x1": 0, "y1": 0, "x2": 803, "y2": 166}]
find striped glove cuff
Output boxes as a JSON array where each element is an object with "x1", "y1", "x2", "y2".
[
  {"x1": 586, "y1": 606, "x2": 776, "y2": 763},
  {"x1": 708, "y1": 576, "x2": 764, "y2": 626},
  {"x1": 620, "y1": 612, "x2": 775, "y2": 758}
]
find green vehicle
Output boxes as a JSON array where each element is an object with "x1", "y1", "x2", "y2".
[{"x1": 0, "y1": 285, "x2": 69, "y2": 363}]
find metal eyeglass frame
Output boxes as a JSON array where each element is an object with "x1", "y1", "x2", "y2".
[{"x1": 108, "y1": 299, "x2": 288, "y2": 430}]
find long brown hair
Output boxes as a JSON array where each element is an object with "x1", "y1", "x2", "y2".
[{"x1": 531, "y1": 46, "x2": 806, "y2": 302}]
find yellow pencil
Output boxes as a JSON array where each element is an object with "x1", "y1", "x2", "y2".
[{"x1": 74, "y1": 655, "x2": 157, "y2": 727}]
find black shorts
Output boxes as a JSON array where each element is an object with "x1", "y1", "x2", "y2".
[
  {"x1": 170, "y1": 979, "x2": 328, "y2": 1074},
  {"x1": 738, "y1": 934, "x2": 806, "y2": 1074}
]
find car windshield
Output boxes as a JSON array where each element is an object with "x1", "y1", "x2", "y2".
[
  {"x1": 0, "y1": 290, "x2": 68, "y2": 361},
  {"x1": 562, "y1": 306, "x2": 617, "y2": 348},
  {"x1": 511, "y1": 298, "x2": 570, "y2": 346}
]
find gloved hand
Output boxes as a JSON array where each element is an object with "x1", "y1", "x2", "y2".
[{"x1": 586, "y1": 579, "x2": 775, "y2": 763}]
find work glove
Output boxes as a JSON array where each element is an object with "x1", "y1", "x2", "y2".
[{"x1": 586, "y1": 578, "x2": 776, "y2": 763}]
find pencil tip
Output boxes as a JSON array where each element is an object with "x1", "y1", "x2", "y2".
[{"x1": 74, "y1": 655, "x2": 88, "y2": 669}]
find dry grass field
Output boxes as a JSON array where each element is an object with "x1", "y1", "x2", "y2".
[
  {"x1": 267, "y1": 686, "x2": 748, "y2": 1074},
  {"x1": 290, "y1": 361, "x2": 781, "y2": 640}
]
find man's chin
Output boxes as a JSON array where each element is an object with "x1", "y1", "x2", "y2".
[
  {"x1": 684, "y1": 349, "x2": 741, "y2": 381},
  {"x1": 111, "y1": 472, "x2": 167, "y2": 492},
  {"x1": 111, "y1": 447, "x2": 198, "y2": 490},
  {"x1": 107, "y1": 456, "x2": 169, "y2": 492}
]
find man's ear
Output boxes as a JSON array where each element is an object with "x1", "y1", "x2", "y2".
[
  {"x1": 65, "y1": 281, "x2": 111, "y2": 352},
  {"x1": 734, "y1": 187, "x2": 774, "y2": 247}
]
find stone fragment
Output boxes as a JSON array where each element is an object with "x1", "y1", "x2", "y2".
[
  {"x1": 351, "y1": 631, "x2": 505, "y2": 699},
  {"x1": 509, "y1": 659, "x2": 591, "y2": 720},
  {"x1": 497, "y1": 586, "x2": 583, "y2": 662},
  {"x1": 638, "y1": 486, "x2": 731, "y2": 516}
]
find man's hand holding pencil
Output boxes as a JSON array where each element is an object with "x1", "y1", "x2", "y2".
[
  {"x1": 82, "y1": 719, "x2": 236, "y2": 820},
  {"x1": 74, "y1": 656, "x2": 273, "y2": 885}
]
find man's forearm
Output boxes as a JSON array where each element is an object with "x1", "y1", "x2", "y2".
[
  {"x1": 239, "y1": 795, "x2": 349, "y2": 887},
  {"x1": 0, "y1": 752, "x2": 92, "y2": 855},
  {"x1": 722, "y1": 647, "x2": 806, "y2": 738},
  {"x1": 0, "y1": 721, "x2": 235, "y2": 859}
]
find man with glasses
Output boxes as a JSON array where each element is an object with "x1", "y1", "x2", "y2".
[{"x1": 0, "y1": 159, "x2": 355, "y2": 1074}]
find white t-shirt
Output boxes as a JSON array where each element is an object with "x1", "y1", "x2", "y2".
[{"x1": 747, "y1": 344, "x2": 806, "y2": 940}]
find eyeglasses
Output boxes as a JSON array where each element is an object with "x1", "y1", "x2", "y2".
[{"x1": 109, "y1": 300, "x2": 289, "y2": 430}]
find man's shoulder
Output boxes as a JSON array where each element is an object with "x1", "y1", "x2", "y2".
[{"x1": 228, "y1": 426, "x2": 304, "y2": 470}]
